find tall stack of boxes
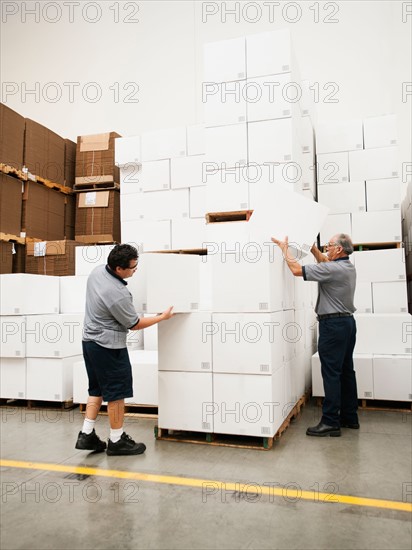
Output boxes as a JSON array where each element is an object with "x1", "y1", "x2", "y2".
[
  {"x1": 74, "y1": 132, "x2": 121, "y2": 244},
  {"x1": 0, "y1": 274, "x2": 82, "y2": 402},
  {"x1": 313, "y1": 115, "x2": 412, "y2": 403}
]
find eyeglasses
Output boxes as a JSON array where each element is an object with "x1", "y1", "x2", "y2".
[
  {"x1": 121, "y1": 262, "x2": 138, "y2": 270},
  {"x1": 324, "y1": 242, "x2": 340, "y2": 248}
]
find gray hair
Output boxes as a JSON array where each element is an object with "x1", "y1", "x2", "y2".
[{"x1": 336, "y1": 234, "x2": 354, "y2": 255}]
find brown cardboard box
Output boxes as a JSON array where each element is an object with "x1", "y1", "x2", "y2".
[
  {"x1": 24, "y1": 118, "x2": 65, "y2": 185},
  {"x1": 75, "y1": 189, "x2": 120, "y2": 243},
  {"x1": 0, "y1": 173, "x2": 23, "y2": 236},
  {"x1": 0, "y1": 103, "x2": 25, "y2": 169},
  {"x1": 0, "y1": 241, "x2": 13, "y2": 274},
  {"x1": 64, "y1": 139, "x2": 76, "y2": 188},
  {"x1": 64, "y1": 194, "x2": 76, "y2": 240},
  {"x1": 13, "y1": 243, "x2": 26, "y2": 273},
  {"x1": 22, "y1": 181, "x2": 66, "y2": 240},
  {"x1": 25, "y1": 239, "x2": 81, "y2": 276},
  {"x1": 75, "y1": 132, "x2": 121, "y2": 185}
]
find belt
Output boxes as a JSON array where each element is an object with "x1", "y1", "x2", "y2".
[{"x1": 317, "y1": 312, "x2": 353, "y2": 320}]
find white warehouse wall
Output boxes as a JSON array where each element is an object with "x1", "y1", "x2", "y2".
[{"x1": 1, "y1": 1, "x2": 411, "y2": 178}]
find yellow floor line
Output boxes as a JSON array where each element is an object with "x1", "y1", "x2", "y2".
[{"x1": 1, "y1": 458, "x2": 411, "y2": 513}]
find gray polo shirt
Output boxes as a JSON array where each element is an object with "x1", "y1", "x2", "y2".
[
  {"x1": 83, "y1": 265, "x2": 139, "y2": 349},
  {"x1": 302, "y1": 257, "x2": 356, "y2": 316}
]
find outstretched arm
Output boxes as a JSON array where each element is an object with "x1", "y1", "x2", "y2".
[
  {"x1": 271, "y1": 237, "x2": 303, "y2": 277},
  {"x1": 310, "y1": 243, "x2": 329, "y2": 263},
  {"x1": 130, "y1": 307, "x2": 174, "y2": 330}
]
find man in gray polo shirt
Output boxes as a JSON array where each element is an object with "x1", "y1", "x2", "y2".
[
  {"x1": 272, "y1": 233, "x2": 358, "y2": 437},
  {"x1": 75, "y1": 244, "x2": 173, "y2": 455}
]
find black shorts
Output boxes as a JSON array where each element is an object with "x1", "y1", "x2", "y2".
[{"x1": 82, "y1": 341, "x2": 133, "y2": 402}]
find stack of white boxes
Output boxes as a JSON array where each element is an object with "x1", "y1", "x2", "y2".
[
  {"x1": 0, "y1": 274, "x2": 82, "y2": 402},
  {"x1": 116, "y1": 126, "x2": 208, "y2": 253},
  {"x1": 313, "y1": 116, "x2": 412, "y2": 403}
]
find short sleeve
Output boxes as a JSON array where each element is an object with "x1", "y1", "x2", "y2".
[
  {"x1": 107, "y1": 296, "x2": 139, "y2": 329},
  {"x1": 303, "y1": 263, "x2": 334, "y2": 283}
]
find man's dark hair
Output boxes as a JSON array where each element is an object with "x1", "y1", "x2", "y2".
[{"x1": 107, "y1": 244, "x2": 139, "y2": 270}]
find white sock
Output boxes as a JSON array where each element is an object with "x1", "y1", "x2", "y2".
[
  {"x1": 110, "y1": 427, "x2": 124, "y2": 443},
  {"x1": 82, "y1": 417, "x2": 96, "y2": 435}
]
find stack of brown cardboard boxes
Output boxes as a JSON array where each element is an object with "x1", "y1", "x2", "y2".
[
  {"x1": 25, "y1": 240, "x2": 81, "y2": 276},
  {"x1": 75, "y1": 132, "x2": 121, "y2": 243}
]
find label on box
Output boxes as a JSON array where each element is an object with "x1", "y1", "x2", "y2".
[
  {"x1": 85, "y1": 192, "x2": 97, "y2": 206},
  {"x1": 34, "y1": 242, "x2": 47, "y2": 257}
]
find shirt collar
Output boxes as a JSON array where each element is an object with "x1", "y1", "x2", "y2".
[
  {"x1": 333, "y1": 256, "x2": 350, "y2": 262},
  {"x1": 105, "y1": 264, "x2": 127, "y2": 285}
]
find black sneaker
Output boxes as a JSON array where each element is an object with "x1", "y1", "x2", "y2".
[
  {"x1": 106, "y1": 433, "x2": 146, "y2": 456},
  {"x1": 75, "y1": 429, "x2": 107, "y2": 452}
]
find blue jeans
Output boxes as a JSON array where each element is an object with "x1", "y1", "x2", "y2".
[{"x1": 318, "y1": 316, "x2": 358, "y2": 426}]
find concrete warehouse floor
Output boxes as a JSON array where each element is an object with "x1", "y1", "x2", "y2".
[{"x1": 0, "y1": 400, "x2": 411, "y2": 550}]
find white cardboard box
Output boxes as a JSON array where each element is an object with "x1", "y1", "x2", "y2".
[
  {"x1": 189, "y1": 186, "x2": 206, "y2": 219},
  {"x1": 363, "y1": 115, "x2": 397, "y2": 149},
  {"x1": 366, "y1": 179, "x2": 401, "y2": 211},
  {"x1": 73, "y1": 359, "x2": 89, "y2": 404},
  {"x1": 246, "y1": 73, "x2": 300, "y2": 123},
  {"x1": 121, "y1": 220, "x2": 171, "y2": 252},
  {"x1": 353, "y1": 248, "x2": 406, "y2": 282},
  {"x1": 187, "y1": 125, "x2": 205, "y2": 156},
  {"x1": 158, "y1": 313, "x2": 212, "y2": 373},
  {"x1": 203, "y1": 36, "x2": 246, "y2": 83},
  {"x1": 211, "y1": 312, "x2": 286, "y2": 375},
  {"x1": 354, "y1": 313, "x2": 412, "y2": 355},
  {"x1": 246, "y1": 29, "x2": 293, "y2": 78},
  {"x1": 373, "y1": 355, "x2": 412, "y2": 401},
  {"x1": 130, "y1": 189, "x2": 190, "y2": 221},
  {"x1": 141, "y1": 127, "x2": 187, "y2": 162},
  {"x1": 75, "y1": 244, "x2": 116, "y2": 276},
  {"x1": 311, "y1": 353, "x2": 374, "y2": 399},
  {"x1": 204, "y1": 80, "x2": 247, "y2": 127},
  {"x1": 126, "y1": 350, "x2": 158, "y2": 406},
  {"x1": 26, "y1": 356, "x2": 82, "y2": 401},
  {"x1": 171, "y1": 155, "x2": 205, "y2": 189},
  {"x1": 316, "y1": 119, "x2": 363, "y2": 154},
  {"x1": 319, "y1": 213, "x2": 352, "y2": 245},
  {"x1": 349, "y1": 147, "x2": 399, "y2": 181},
  {"x1": 372, "y1": 281, "x2": 408, "y2": 313},
  {"x1": 317, "y1": 152, "x2": 349, "y2": 184},
  {"x1": 158, "y1": 371, "x2": 213, "y2": 432},
  {"x1": 120, "y1": 164, "x2": 141, "y2": 195},
  {"x1": 0, "y1": 358, "x2": 26, "y2": 399},
  {"x1": 128, "y1": 253, "x2": 200, "y2": 313},
  {"x1": 0, "y1": 316, "x2": 26, "y2": 357},
  {"x1": 317, "y1": 182, "x2": 366, "y2": 214},
  {"x1": 248, "y1": 118, "x2": 299, "y2": 165},
  {"x1": 354, "y1": 282, "x2": 373, "y2": 313},
  {"x1": 115, "y1": 136, "x2": 141, "y2": 166},
  {"x1": 208, "y1": 248, "x2": 285, "y2": 313},
  {"x1": 25, "y1": 314, "x2": 83, "y2": 358},
  {"x1": 60, "y1": 276, "x2": 88, "y2": 314},
  {"x1": 138, "y1": 160, "x2": 170, "y2": 192},
  {"x1": 171, "y1": 218, "x2": 207, "y2": 250},
  {"x1": 205, "y1": 169, "x2": 249, "y2": 212},
  {"x1": 212, "y1": 368, "x2": 285, "y2": 437},
  {"x1": 284, "y1": 356, "x2": 305, "y2": 409},
  {"x1": 351, "y1": 211, "x2": 402, "y2": 243},
  {"x1": 142, "y1": 314, "x2": 158, "y2": 351},
  {"x1": 249, "y1": 181, "x2": 329, "y2": 256},
  {"x1": 205, "y1": 123, "x2": 248, "y2": 169},
  {"x1": 0, "y1": 274, "x2": 60, "y2": 316}
]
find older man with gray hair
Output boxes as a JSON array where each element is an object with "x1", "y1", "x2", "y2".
[{"x1": 272, "y1": 233, "x2": 358, "y2": 437}]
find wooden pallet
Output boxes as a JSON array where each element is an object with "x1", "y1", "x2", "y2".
[
  {"x1": 79, "y1": 403, "x2": 158, "y2": 418},
  {"x1": 0, "y1": 163, "x2": 28, "y2": 181},
  {"x1": 206, "y1": 210, "x2": 254, "y2": 224},
  {"x1": 74, "y1": 182, "x2": 120, "y2": 191},
  {"x1": 352, "y1": 242, "x2": 402, "y2": 251},
  {"x1": 155, "y1": 427, "x2": 273, "y2": 450},
  {"x1": 27, "y1": 173, "x2": 73, "y2": 195},
  {"x1": 155, "y1": 392, "x2": 310, "y2": 450},
  {"x1": 315, "y1": 397, "x2": 412, "y2": 413},
  {"x1": 0, "y1": 398, "x2": 76, "y2": 411},
  {"x1": 0, "y1": 232, "x2": 25, "y2": 245}
]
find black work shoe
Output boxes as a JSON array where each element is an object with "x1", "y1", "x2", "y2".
[
  {"x1": 75, "y1": 429, "x2": 107, "y2": 452},
  {"x1": 306, "y1": 422, "x2": 341, "y2": 437},
  {"x1": 340, "y1": 422, "x2": 360, "y2": 429},
  {"x1": 106, "y1": 433, "x2": 146, "y2": 456}
]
